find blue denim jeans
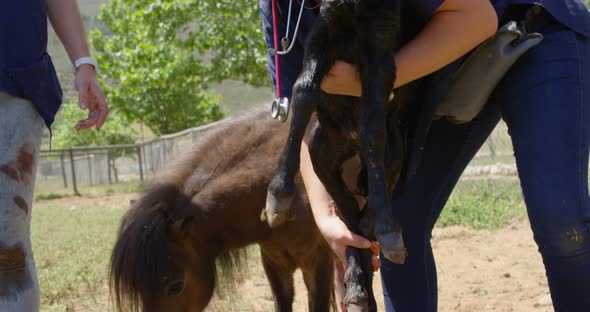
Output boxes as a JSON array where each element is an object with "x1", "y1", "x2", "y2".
[
  {"x1": 259, "y1": 3, "x2": 590, "y2": 311},
  {"x1": 0, "y1": 92, "x2": 43, "y2": 311},
  {"x1": 380, "y1": 28, "x2": 590, "y2": 312},
  {"x1": 259, "y1": 0, "x2": 317, "y2": 99}
]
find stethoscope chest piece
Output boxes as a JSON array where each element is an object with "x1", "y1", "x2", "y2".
[{"x1": 271, "y1": 97, "x2": 290, "y2": 123}]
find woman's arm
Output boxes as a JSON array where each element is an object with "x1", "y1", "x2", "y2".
[
  {"x1": 47, "y1": 0, "x2": 109, "y2": 130},
  {"x1": 301, "y1": 117, "x2": 380, "y2": 311},
  {"x1": 301, "y1": 0, "x2": 498, "y2": 301},
  {"x1": 321, "y1": 0, "x2": 498, "y2": 95},
  {"x1": 47, "y1": 0, "x2": 90, "y2": 62},
  {"x1": 300, "y1": 118, "x2": 378, "y2": 265}
]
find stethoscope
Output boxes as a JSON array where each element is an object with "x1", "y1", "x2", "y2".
[{"x1": 269, "y1": 0, "x2": 308, "y2": 122}]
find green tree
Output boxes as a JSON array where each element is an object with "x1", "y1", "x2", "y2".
[
  {"x1": 52, "y1": 103, "x2": 138, "y2": 148},
  {"x1": 90, "y1": 0, "x2": 269, "y2": 135}
]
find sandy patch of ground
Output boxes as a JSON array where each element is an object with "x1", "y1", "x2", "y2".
[{"x1": 210, "y1": 220, "x2": 551, "y2": 312}]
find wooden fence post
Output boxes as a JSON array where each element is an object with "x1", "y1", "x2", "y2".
[
  {"x1": 137, "y1": 146, "x2": 144, "y2": 181},
  {"x1": 87, "y1": 155, "x2": 93, "y2": 186},
  {"x1": 60, "y1": 152, "x2": 68, "y2": 188},
  {"x1": 68, "y1": 149, "x2": 79, "y2": 195},
  {"x1": 107, "y1": 152, "x2": 113, "y2": 185}
]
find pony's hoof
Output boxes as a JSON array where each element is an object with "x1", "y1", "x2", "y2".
[
  {"x1": 378, "y1": 231, "x2": 407, "y2": 264},
  {"x1": 263, "y1": 189, "x2": 294, "y2": 228}
]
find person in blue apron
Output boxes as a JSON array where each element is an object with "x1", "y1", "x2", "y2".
[
  {"x1": 0, "y1": 1, "x2": 109, "y2": 310},
  {"x1": 260, "y1": 0, "x2": 590, "y2": 311}
]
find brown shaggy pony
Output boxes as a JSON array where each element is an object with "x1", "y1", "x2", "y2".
[{"x1": 109, "y1": 110, "x2": 338, "y2": 311}]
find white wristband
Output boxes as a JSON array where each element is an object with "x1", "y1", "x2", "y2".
[{"x1": 73, "y1": 57, "x2": 99, "y2": 73}]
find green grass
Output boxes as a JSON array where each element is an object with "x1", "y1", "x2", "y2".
[
  {"x1": 468, "y1": 155, "x2": 516, "y2": 166},
  {"x1": 35, "y1": 180, "x2": 144, "y2": 201},
  {"x1": 32, "y1": 202, "x2": 126, "y2": 311},
  {"x1": 100, "y1": 181, "x2": 144, "y2": 195},
  {"x1": 35, "y1": 193, "x2": 68, "y2": 201},
  {"x1": 212, "y1": 80, "x2": 274, "y2": 116},
  {"x1": 29, "y1": 177, "x2": 527, "y2": 310},
  {"x1": 438, "y1": 178, "x2": 526, "y2": 229}
]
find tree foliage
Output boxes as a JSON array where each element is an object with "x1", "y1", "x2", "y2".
[
  {"x1": 52, "y1": 103, "x2": 137, "y2": 148},
  {"x1": 90, "y1": 0, "x2": 269, "y2": 135}
]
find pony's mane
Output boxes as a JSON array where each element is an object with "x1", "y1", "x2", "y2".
[
  {"x1": 110, "y1": 184, "x2": 177, "y2": 312},
  {"x1": 109, "y1": 107, "x2": 286, "y2": 311}
]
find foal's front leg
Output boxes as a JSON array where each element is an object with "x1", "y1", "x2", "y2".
[
  {"x1": 358, "y1": 55, "x2": 406, "y2": 264},
  {"x1": 307, "y1": 122, "x2": 376, "y2": 312},
  {"x1": 264, "y1": 21, "x2": 333, "y2": 228}
]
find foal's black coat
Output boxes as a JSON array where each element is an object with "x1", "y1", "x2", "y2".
[{"x1": 264, "y1": 1, "x2": 422, "y2": 310}]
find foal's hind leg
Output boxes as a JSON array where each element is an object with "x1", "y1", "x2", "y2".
[
  {"x1": 358, "y1": 54, "x2": 406, "y2": 264},
  {"x1": 264, "y1": 21, "x2": 333, "y2": 228},
  {"x1": 384, "y1": 108, "x2": 404, "y2": 194},
  {"x1": 308, "y1": 123, "x2": 377, "y2": 312}
]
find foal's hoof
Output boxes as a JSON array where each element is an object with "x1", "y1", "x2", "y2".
[
  {"x1": 344, "y1": 289, "x2": 369, "y2": 312},
  {"x1": 378, "y1": 231, "x2": 407, "y2": 264},
  {"x1": 263, "y1": 189, "x2": 294, "y2": 228},
  {"x1": 346, "y1": 303, "x2": 370, "y2": 312}
]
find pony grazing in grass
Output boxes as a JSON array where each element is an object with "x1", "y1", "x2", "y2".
[{"x1": 109, "y1": 110, "x2": 337, "y2": 311}]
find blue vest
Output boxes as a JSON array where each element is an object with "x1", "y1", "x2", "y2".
[
  {"x1": 0, "y1": 0, "x2": 63, "y2": 128},
  {"x1": 415, "y1": 1, "x2": 590, "y2": 37},
  {"x1": 510, "y1": 0, "x2": 590, "y2": 37}
]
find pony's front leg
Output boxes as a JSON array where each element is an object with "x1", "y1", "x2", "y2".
[
  {"x1": 264, "y1": 22, "x2": 333, "y2": 228},
  {"x1": 358, "y1": 55, "x2": 406, "y2": 264}
]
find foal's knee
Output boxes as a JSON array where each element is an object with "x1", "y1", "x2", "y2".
[{"x1": 291, "y1": 80, "x2": 321, "y2": 110}]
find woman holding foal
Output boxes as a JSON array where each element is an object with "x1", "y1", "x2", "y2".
[{"x1": 261, "y1": 0, "x2": 590, "y2": 311}]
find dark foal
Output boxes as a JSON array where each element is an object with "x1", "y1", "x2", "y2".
[
  {"x1": 110, "y1": 111, "x2": 336, "y2": 312},
  {"x1": 264, "y1": 1, "x2": 415, "y2": 310}
]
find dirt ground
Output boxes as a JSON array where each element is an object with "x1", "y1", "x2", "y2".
[
  {"x1": 209, "y1": 220, "x2": 553, "y2": 312},
  {"x1": 35, "y1": 193, "x2": 552, "y2": 311}
]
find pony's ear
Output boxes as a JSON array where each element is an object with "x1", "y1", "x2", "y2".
[
  {"x1": 168, "y1": 195, "x2": 196, "y2": 240},
  {"x1": 169, "y1": 195, "x2": 196, "y2": 220},
  {"x1": 171, "y1": 216, "x2": 194, "y2": 240}
]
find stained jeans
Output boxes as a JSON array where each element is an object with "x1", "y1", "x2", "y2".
[
  {"x1": 0, "y1": 92, "x2": 43, "y2": 311},
  {"x1": 259, "y1": 2, "x2": 590, "y2": 311},
  {"x1": 381, "y1": 28, "x2": 590, "y2": 312}
]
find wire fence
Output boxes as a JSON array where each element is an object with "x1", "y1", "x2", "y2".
[
  {"x1": 35, "y1": 119, "x2": 518, "y2": 196},
  {"x1": 36, "y1": 119, "x2": 227, "y2": 195}
]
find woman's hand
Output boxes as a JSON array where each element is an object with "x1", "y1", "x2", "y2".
[
  {"x1": 316, "y1": 207, "x2": 380, "y2": 269},
  {"x1": 74, "y1": 64, "x2": 109, "y2": 131},
  {"x1": 319, "y1": 210, "x2": 380, "y2": 312}
]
